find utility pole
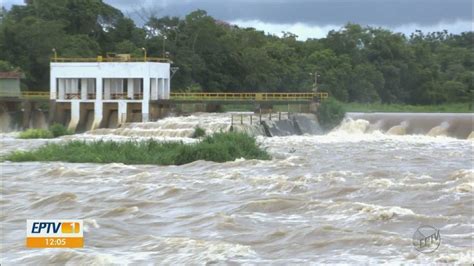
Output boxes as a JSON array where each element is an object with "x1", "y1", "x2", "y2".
[
  {"x1": 163, "y1": 36, "x2": 167, "y2": 58},
  {"x1": 309, "y1": 72, "x2": 320, "y2": 93},
  {"x1": 141, "y1": 47, "x2": 147, "y2": 62},
  {"x1": 52, "y1": 48, "x2": 57, "y2": 61}
]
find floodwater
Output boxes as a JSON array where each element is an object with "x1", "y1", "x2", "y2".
[{"x1": 0, "y1": 113, "x2": 473, "y2": 264}]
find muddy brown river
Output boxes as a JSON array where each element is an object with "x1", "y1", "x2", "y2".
[{"x1": 1, "y1": 113, "x2": 473, "y2": 264}]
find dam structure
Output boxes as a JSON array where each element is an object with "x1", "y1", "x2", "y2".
[
  {"x1": 49, "y1": 57, "x2": 171, "y2": 131},
  {"x1": 1, "y1": 56, "x2": 329, "y2": 132}
]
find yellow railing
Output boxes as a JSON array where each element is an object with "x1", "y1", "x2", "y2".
[
  {"x1": 170, "y1": 92, "x2": 329, "y2": 101},
  {"x1": 21, "y1": 91, "x2": 50, "y2": 99},
  {"x1": 0, "y1": 91, "x2": 50, "y2": 99},
  {"x1": 0, "y1": 91, "x2": 329, "y2": 101},
  {"x1": 51, "y1": 57, "x2": 170, "y2": 63}
]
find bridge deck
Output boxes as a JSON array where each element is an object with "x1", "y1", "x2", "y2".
[{"x1": 0, "y1": 92, "x2": 328, "y2": 103}]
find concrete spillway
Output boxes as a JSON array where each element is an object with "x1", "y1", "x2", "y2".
[
  {"x1": 261, "y1": 114, "x2": 323, "y2": 137},
  {"x1": 346, "y1": 112, "x2": 473, "y2": 139}
]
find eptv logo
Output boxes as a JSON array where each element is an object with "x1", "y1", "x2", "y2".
[{"x1": 26, "y1": 220, "x2": 83, "y2": 248}]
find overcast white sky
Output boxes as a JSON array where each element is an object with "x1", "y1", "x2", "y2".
[{"x1": 2, "y1": 0, "x2": 473, "y2": 40}]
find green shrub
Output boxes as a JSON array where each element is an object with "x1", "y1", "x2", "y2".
[
  {"x1": 49, "y1": 123, "x2": 73, "y2": 137},
  {"x1": 317, "y1": 98, "x2": 346, "y2": 131},
  {"x1": 192, "y1": 126, "x2": 206, "y2": 138},
  {"x1": 5, "y1": 132, "x2": 271, "y2": 165},
  {"x1": 17, "y1": 123, "x2": 72, "y2": 139},
  {"x1": 18, "y1": 129, "x2": 53, "y2": 139}
]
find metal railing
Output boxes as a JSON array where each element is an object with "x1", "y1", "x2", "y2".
[
  {"x1": 51, "y1": 57, "x2": 170, "y2": 63},
  {"x1": 0, "y1": 91, "x2": 50, "y2": 99},
  {"x1": 170, "y1": 92, "x2": 328, "y2": 101},
  {"x1": 231, "y1": 112, "x2": 291, "y2": 126},
  {"x1": 0, "y1": 91, "x2": 329, "y2": 101}
]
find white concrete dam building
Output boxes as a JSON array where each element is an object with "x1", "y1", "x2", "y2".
[{"x1": 50, "y1": 61, "x2": 170, "y2": 130}]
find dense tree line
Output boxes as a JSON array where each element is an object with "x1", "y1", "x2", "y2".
[{"x1": 0, "y1": 0, "x2": 472, "y2": 105}]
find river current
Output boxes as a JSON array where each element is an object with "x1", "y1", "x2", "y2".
[{"x1": 1, "y1": 113, "x2": 473, "y2": 264}]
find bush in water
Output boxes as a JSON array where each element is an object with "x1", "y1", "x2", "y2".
[
  {"x1": 18, "y1": 128, "x2": 54, "y2": 139},
  {"x1": 6, "y1": 132, "x2": 271, "y2": 165},
  {"x1": 317, "y1": 98, "x2": 346, "y2": 131},
  {"x1": 192, "y1": 126, "x2": 206, "y2": 138},
  {"x1": 49, "y1": 123, "x2": 73, "y2": 137},
  {"x1": 18, "y1": 123, "x2": 73, "y2": 139}
]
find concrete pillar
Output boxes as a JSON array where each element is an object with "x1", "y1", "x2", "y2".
[
  {"x1": 68, "y1": 100, "x2": 80, "y2": 132},
  {"x1": 48, "y1": 100, "x2": 57, "y2": 124},
  {"x1": 309, "y1": 102, "x2": 319, "y2": 113},
  {"x1": 22, "y1": 101, "x2": 32, "y2": 129},
  {"x1": 91, "y1": 101, "x2": 103, "y2": 130},
  {"x1": 142, "y1": 101, "x2": 149, "y2": 122},
  {"x1": 164, "y1": 78, "x2": 170, "y2": 99},
  {"x1": 118, "y1": 101, "x2": 127, "y2": 125},
  {"x1": 142, "y1": 78, "x2": 150, "y2": 122},
  {"x1": 81, "y1": 78, "x2": 88, "y2": 100},
  {"x1": 96, "y1": 78, "x2": 103, "y2": 101},
  {"x1": 127, "y1": 79, "x2": 134, "y2": 99},
  {"x1": 91, "y1": 78, "x2": 103, "y2": 130}
]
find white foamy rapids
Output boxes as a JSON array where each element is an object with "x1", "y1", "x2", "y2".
[
  {"x1": 331, "y1": 118, "x2": 371, "y2": 134},
  {"x1": 387, "y1": 121, "x2": 409, "y2": 135},
  {"x1": 346, "y1": 112, "x2": 473, "y2": 139},
  {"x1": 85, "y1": 112, "x2": 265, "y2": 138},
  {"x1": 427, "y1": 121, "x2": 450, "y2": 137},
  {"x1": 468, "y1": 131, "x2": 474, "y2": 139},
  {"x1": 332, "y1": 116, "x2": 473, "y2": 139}
]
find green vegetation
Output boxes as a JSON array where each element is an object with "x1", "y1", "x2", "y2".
[
  {"x1": 344, "y1": 102, "x2": 473, "y2": 113},
  {"x1": 18, "y1": 123, "x2": 73, "y2": 139},
  {"x1": 192, "y1": 127, "x2": 206, "y2": 138},
  {"x1": 49, "y1": 123, "x2": 73, "y2": 137},
  {"x1": 317, "y1": 98, "x2": 346, "y2": 131},
  {"x1": 6, "y1": 132, "x2": 271, "y2": 165},
  {"x1": 18, "y1": 128, "x2": 53, "y2": 139},
  {"x1": 0, "y1": 1, "x2": 472, "y2": 106}
]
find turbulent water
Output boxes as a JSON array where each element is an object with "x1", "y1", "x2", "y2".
[{"x1": 1, "y1": 113, "x2": 473, "y2": 264}]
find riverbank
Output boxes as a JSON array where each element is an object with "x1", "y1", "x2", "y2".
[
  {"x1": 344, "y1": 102, "x2": 472, "y2": 113},
  {"x1": 4, "y1": 132, "x2": 270, "y2": 165}
]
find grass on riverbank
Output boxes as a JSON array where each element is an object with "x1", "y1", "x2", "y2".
[
  {"x1": 344, "y1": 102, "x2": 472, "y2": 113},
  {"x1": 6, "y1": 132, "x2": 271, "y2": 165},
  {"x1": 18, "y1": 123, "x2": 73, "y2": 139}
]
